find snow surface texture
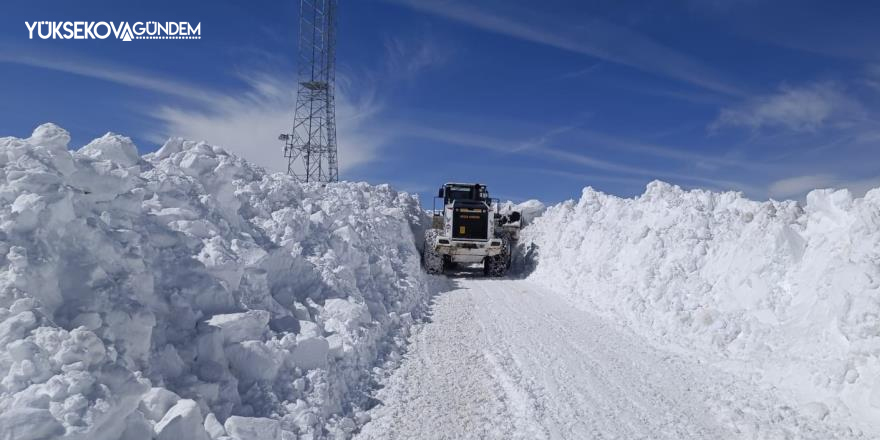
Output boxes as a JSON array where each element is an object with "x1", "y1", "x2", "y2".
[
  {"x1": 358, "y1": 279, "x2": 863, "y2": 440},
  {"x1": 521, "y1": 181, "x2": 880, "y2": 435},
  {"x1": 499, "y1": 200, "x2": 545, "y2": 222},
  {"x1": 0, "y1": 124, "x2": 430, "y2": 440}
]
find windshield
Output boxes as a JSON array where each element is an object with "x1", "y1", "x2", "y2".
[
  {"x1": 446, "y1": 185, "x2": 474, "y2": 202},
  {"x1": 445, "y1": 184, "x2": 490, "y2": 204}
]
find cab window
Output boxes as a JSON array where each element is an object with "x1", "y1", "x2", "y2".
[
  {"x1": 444, "y1": 184, "x2": 491, "y2": 204},
  {"x1": 445, "y1": 185, "x2": 474, "y2": 204}
]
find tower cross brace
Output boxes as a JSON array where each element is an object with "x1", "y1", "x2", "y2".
[{"x1": 280, "y1": 0, "x2": 339, "y2": 183}]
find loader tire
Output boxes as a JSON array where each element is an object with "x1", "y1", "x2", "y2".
[
  {"x1": 443, "y1": 256, "x2": 458, "y2": 270},
  {"x1": 423, "y1": 230, "x2": 444, "y2": 275},
  {"x1": 484, "y1": 236, "x2": 510, "y2": 277}
]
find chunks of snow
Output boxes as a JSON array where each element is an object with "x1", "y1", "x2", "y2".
[
  {"x1": 225, "y1": 341, "x2": 283, "y2": 381},
  {"x1": 120, "y1": 410, "x2": 153, "y2": 440},
  {"x1": 0, "y1": 124, "x2": 430, "y2": 439},
  {"x1": 500, "y1": 199, "x2": 545, "y2": 223},
  {"x1": 205, "y1": 311, "x2": 271, "y2": 345},
  {"x1": 291, "y1": 335, "x2": 330, "y2": 371},
  {"x1": 27, "y1": 122, "x2": 70, "y2": 150},
  {"x1": 802, "y1": 402, "x2": 830, "y2": 421},
  {"x1": 268, "y1": 315, "x2": 300, "y2": 333},
  {"x1": 204, "y1": 412, "x2": 227, "y2": 439},
  {"x1": 139, "y1": 387, "x2": 181, "y2": 422},
  {"x1": 0, "y1": 407, "x2": 64, "y2": 440},
  {"x1": 224, "y1": 416, "x2": 281, "y2": 440},
  {"x1": 322, "y1": 298, "x2": 371, "y2": 335},
  {"x1": 0, "y1": 311, "x2": 37, "y2": 347},
  {"x1": 154, "y1": 399, "x2": 209, "y2": 440},
  {"x1": 78, "y1": 133, "x2": 141, "y2": 167}
]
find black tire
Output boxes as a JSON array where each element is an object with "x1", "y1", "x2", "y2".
[
  {"x1": 484, "y1": 236, "x2": 510, "y2": 277},
  {"x1": 443, "y1": 256, "x2": 457, "y2": 270},
  {"x1": 423, "y1": 230, "x2": 444, "y2": 274}
]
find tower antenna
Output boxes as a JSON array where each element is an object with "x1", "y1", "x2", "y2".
[{"x1": 279, "y1": 0, "x2": 339, "y2": 182}]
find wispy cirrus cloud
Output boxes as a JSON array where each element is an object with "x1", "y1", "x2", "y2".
[
  {"x1": 769, "y1": 173, "x2": 880, "y2": 199},
  {"x1": 0, "y1": 45, "x2": 392, "y2": 174},
  {"x1": 768, "y1": 174, "x2": 836, "y2": 199},
  {"x1": 381, "y1": 0, "x2": 745, "y2": 96},
  {"x1": 865, "y1": 64, "x2": 880, "y2": 93},
  {"x1": 384, "y1": 32, "x2": 452, "y2": 79},
  {"x1": 547, "y1": 127, "x2": 757, "y2": 171},
  {"x1": 537, "y1": 146, "x2": 760, "y2": 193},
  {"x1": 396, "y1": 121, "x2": 762, "y2": 194},
  {"x1": 556, "y1": 63, "x2": 603, "y2": 80},
  {"x1": 0, "y1": 46, "x2": 219, "y2": 104},
  {"x1": 711, "y1": 82, "x2": 865, "y2": 132}
]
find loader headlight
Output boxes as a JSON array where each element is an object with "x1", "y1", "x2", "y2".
[{"x1": 489, "y1": 240, "x2": 501, "y2": 247}]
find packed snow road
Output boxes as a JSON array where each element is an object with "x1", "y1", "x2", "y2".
[{"x1": 356, "y1": 277, "x2": 863, "y2": 440}]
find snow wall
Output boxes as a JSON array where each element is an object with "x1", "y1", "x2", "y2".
[
  {"x1": 0, "y1": 124, "x2": 430, "y2": 440},
  {"x1": 521, "y1": 181, "x2": 880, "y2": 434}
]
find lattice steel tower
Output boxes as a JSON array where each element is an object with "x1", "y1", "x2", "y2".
[{"x1": 279, "y1": 0, "x2": 339, "y2": 182}]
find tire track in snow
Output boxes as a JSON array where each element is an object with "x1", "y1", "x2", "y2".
[
  {"x1": 356, "y1": 278, "x2": 866, "y2": 440},
  {"x1": 356, "y1": 284, "x2": 520, "y2": 439},
  {"x1": 471, "y1": 280, "x2": 725, "y2": 439},
  {"x1": 482, "y1": 280, "x2": 726, "y2": 438},
  {"x1": 472, "y1": 281, "x2": 606, "y2": 439}
]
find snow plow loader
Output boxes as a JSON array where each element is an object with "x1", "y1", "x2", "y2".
[{"x1": 423, "y1": 183, "x2": 522, "y2": 276}]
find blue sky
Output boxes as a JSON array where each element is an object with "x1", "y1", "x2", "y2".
[{"x1": 1, "y1": 0, "x2": 879, "y2": 204}]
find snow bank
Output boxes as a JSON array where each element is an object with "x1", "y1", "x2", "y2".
[
  {"x1": 521, "y1": 181, "x2": 880, "y2": 434},
  {"x1": 0, "y1": 124, "x2": 430, "y2": 439},
  {"x1": 498, "y1": 199, "x2": 545, "y2": 224}
]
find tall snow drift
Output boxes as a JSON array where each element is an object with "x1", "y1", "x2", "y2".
[
  {"x1": 522, "y1": 181, "x2": 880, "y2": 434},
  {"x1": 0, "y1": 124, "x2": 430, "y2": 439}
]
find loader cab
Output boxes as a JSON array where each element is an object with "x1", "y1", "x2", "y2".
[
  {"x1": 438, "y1": 183, "x2": 491, "y2": 207},
  {"x1": 433, "y1": 183, "x2": 495, "y2": 231}
]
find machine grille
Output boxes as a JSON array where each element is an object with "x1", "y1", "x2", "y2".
[{"x1": 452, "y1": 205, "x2": 488, "y2": 240}]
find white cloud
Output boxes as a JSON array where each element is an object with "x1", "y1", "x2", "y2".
[
  {"x1": 768, "y1": 174, "x2": 836, "y2": 199},
  {"x1": 0, "y1": 48, "x2": 218, "y2": 104},
  {"x1": 865, "y1": 64, "x2": 880, "y2": 93},
  {"x1": 154, "y1": 73, "x2": 386, "y2": 173},
  {"x1": 840, "y1": 175, "x2": 880, "y2": 197},
  {"x1": 712, "y1": 82, "x2": 864, "y2": 132},
  {"x1": 769, "y1": 174, "x2": 880, "y2": 199},
  {"x1": 538, "y1": 146, "x2": 760, "y2": 193},
  {"x1": 384, "y1": 33, "x2": 451, "y2": 78},
  {"x1": 557, "y1": 63, "x2": 602, "y2": 80},
  {"x1": 855, "y1": 130, "x2": 880, "y2": 144},
  {"x1": 560, "y1": 127, "x2": 755, "y2": 170},
  {"x1": 382, "y1": 0, "x2": 744, "y2": 96},
  {"x1": 396, "y1": 122, "x2": 760, "y2": 194}
]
